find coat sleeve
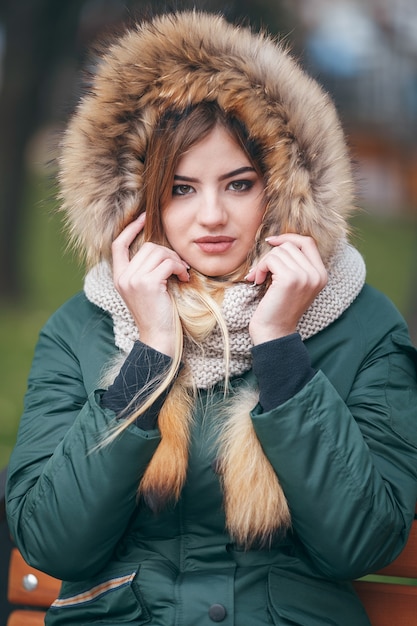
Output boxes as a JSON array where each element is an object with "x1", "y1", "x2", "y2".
[
  {"x1": 6, "y1": 298, "x2": 161, "y2": 581},
  {"x1": 252, "y1": 296, "x2": 417, "y2": 580}
]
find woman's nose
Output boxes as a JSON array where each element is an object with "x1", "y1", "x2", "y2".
[{"x1": 198, "y1": 192, "x2": 227, "y2": 226}]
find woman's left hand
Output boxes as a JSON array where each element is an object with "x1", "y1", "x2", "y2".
[{"x1": 247, "y1": 234, "x2": 328, "y2": 345}]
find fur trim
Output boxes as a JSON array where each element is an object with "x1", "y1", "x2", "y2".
[
  {"x1": 138, "y1": 376, "x2": 194, "y2": 512},
  {"x1": 218, "y1": 386, "x2": 291, "y2": 546},
  {"x1": 141, "y1": 383, "x2": 291, "y2": 547},
  {"x1": 60, "y1": 11, "x2": 354, "y2": 266}
]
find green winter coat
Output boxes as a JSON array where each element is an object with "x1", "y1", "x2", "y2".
[{"x1": 6, "y1": 283, "x2": 417, "y2": 625}]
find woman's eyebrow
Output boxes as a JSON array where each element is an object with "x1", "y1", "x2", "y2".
[
  {"x1": 173, "y1": 174, "x2": 199, "y2": 183},
  {"x1": 173, "y1": 166, "x2": 256, "y2": 184},
  {"x1": 219, "y1": 166, "x2": 256, "y2": 181}
]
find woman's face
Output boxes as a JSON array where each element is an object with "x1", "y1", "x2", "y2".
[{"x1": 162, "y1": 125, "x2": 265, "y2": 277}]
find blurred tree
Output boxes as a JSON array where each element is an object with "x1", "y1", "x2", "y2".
[
  {"x1": 0, "y1": 0, "x2": 86, "y2": 301},
  {"x1": 0, "y1": 0, "x2": 292, "y2": 302}
]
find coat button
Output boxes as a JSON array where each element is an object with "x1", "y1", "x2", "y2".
[{"x1": 208, "y1": 603, "x2": 227, "y2": 622}]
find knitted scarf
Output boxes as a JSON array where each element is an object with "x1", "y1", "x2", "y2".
[
  {"x1": 84, "y1": 240, "x2": 366, "y2": 546},
  {"x1": 85, "y1": 240, "x2": 365, "y2": 387}
]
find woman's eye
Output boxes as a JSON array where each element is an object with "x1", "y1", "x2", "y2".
[
  {"x1": 228, "y1": 180, "x2": 253, "y2": 192},
  {"x1": 173, "y1": 184, "x2": 194, "y2": 196}
]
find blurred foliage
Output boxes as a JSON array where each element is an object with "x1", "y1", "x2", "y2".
[
  {"x1": 0, "y1": 175, "x2": 82, "y2": 467},
  {"x1": 351, "y1": 213, "x2": 417, "y2": 315}
]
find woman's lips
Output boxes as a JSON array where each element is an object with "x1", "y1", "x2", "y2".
[{"x1": 194, "y1": 236, "x2": 235, "y2": 253}]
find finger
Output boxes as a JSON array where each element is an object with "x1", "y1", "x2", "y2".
[
  {"x1": 246, "y1": 234, "x2": 322, "y2": 283},
  {"x1": 266, "y1": 235, "x2": 327, "y2": 284},
  {"x1": 116, "y1": 243, "x2": 190, "y2": 291},
  {"x1": 265, "y1": 233, "x2": 324, "y2": 268},
  {"x1": 269, "y1": 242, "x2": 320, "y2": 276},
  {"x1": 114, "y1": 212, "x2": 146, "y2": 245},
  {"x1": 131, "y1": 242, "x2": 190, "y2": 277},
  {"x1": 247, "y1": 242, "x2": 327, "y2": 289},
  {"x1": 112, "y1": 213, "x2": 146, "y2": 267},
  {"x1": 245, "y1": 242, "x2": 304, "y2": 282},
  {"x1": 150, "y1": 257, "x2": 190, "y2": 284}
]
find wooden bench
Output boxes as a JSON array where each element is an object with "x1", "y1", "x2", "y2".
[
  {"x1": 353, "y1": 504, "x2": 417, "y2": 626},
  {"x1": 0, "y1": 466, "x2": 61, "y2": 625},
  {"x1": 7, "y1": 548, "x2": 61, "y2": 625},
  {"x1": 1, "y1": 465, "x2": 417, "y2": 624}
]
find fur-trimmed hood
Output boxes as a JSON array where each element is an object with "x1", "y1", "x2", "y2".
[{"x1": 59, "y1": 10, "x2": 355, "y2": 266}]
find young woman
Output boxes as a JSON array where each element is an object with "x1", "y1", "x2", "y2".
[{"x1": 6, "y1": 11, "x2": 417, "y2": 626}]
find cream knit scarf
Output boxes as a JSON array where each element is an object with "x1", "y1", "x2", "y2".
[
  {"x1": 85, "y1": 240, "x2": 365, "y2": 387},
  {"x1": 85, "y1": 240, "x2": 366, "y2": 545}
]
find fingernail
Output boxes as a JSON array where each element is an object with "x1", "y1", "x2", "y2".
[{"x1": 245, "y1": 274, "x2": 258, "y2": 286}]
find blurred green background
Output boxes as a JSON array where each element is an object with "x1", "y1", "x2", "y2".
[{"x1": 1, "y1": 0, "x2": 417, "y2": 467}]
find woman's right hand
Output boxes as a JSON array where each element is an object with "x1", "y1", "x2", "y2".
[{"x1": 111, "y1": 213, "x2": 190, "y2": 356}]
